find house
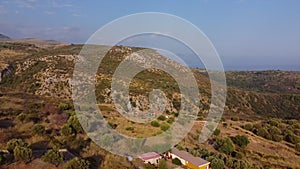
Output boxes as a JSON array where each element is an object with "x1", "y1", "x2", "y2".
[
  {"x1": 166, "y1": 148, "x2": 210, "y2": 169},
  {"x1": 139, "y1": 152, "x2": 162, "y2": 165}
]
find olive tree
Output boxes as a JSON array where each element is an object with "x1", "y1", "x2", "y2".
[{"x1": 42, "y1": 149, "x2": 64, "y2": 166}]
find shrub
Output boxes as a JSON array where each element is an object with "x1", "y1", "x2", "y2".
[
  {"x1": 33, "y1": 124, "x2": 46, "y2": 135},
  {"x1": 211, "y1": 158, "x2": 225, "y2": 169},
  {"x1": 174, "y1": 112, "x2": 179, "y2": 117},
  {"x1": 231, "y1": 117, "x2": 239, "y2": 121},
  {"x1": 125, "y1": 126, "x2": 134, "y2": 131},
  {"x1": 7, "y1": 139, "x2": 27, "y2": 153},
  {"x1": 176, "y1": 145, "x2": 184, "y2": 151},
  {"x1": 42, "y1": 149, "x2": 64, "y2": 166},
  {"x1": 215, "y1": 138, "x2": 235, "y2": 154},
  {"x1": 232, "y1": 151, "x2": 243, "y2": 159},
  {"x1": 157, "y1": 115, "x2": 166, "y2": 121},
  {"x1": 267, "y1": 119, "x2": 279, "y2": 127},
  {"x1": 0, "y1": 152, "x2": 7, "y2": 165},
  {"x1": 167, "y1": 117, "x2": 175, "y2": 124},
  {"x1": 233, "y1": 160, "x2": 253, "y2": 169},
  {"x1": 144, "y1": 163, "x2": 156, "y2": 169},
  {"x1": 65, "y1": 157, "x2": 91, "y2": 169},
  {"x1": 199, "y1": 148, "x2": 211, "y2": 158},
  {"x1": 172, "y1": 158, "x2": 182, "y2": 165},
  {"x1": 295, "y1": 143, "x2": 300, "y2": 152},
  {"x1": 225, "y1": 157, "x2": 234, "y2": 168},
  {"x1": 107, "y1": 122, "x2": 117, "y2": 129},
  {"x1": 256, "y1": 127, "x2": 269, "y2": 138},
  {"x1": 58, "y1": 103, "x2": 70, "y2": 111},
  {"x1": 233, "y1": 135, "x2": 250, "y2": 148},
  {"x1": 285, "y1": 133, "x2": 300, "y2": 144},
  {"x1": 68, "y1": 115, "x2": 83, "y2": 134},
  {"x1": 151, "y1": 120, "x2": 160, "y2": 127},
  {"x1": 61, "y1": 124, "x2": 73, "y2": 136},
  {"x1": 268, "y1": 126, "x2": 281, "y2": 135},
  {"x1": 243, "y1": 123, "x2": 253, "y2": 131},
  {"x1": 17, "y1": 113, "x2": 26, "y2": 122},
  {"x1": 160, "y1": 123, "x2": 170, "y2": 131},
  {"x1": 14, "y1": 146, "x2": 32, "y2": 162},
  {"x1": 158, "y1": 159, "x2": 168, "y2": 169},
  {"x1": 272, "y1": 134, "x2": 283, "y2": 142},
  {"x1": 213, "y1": 129, "x2": 221, "y2": 136}
]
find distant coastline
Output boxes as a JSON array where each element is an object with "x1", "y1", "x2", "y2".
[{"x1": 223, "y1": 65, "x2": 300, "y2": 71}]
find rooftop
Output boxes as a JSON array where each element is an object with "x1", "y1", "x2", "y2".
[
  {"x1": 139, "y1": 152, "x2": 161, "y2": 161},
  {"x1": 171, "y1": 148, "x2": 210, "y2": 166}
]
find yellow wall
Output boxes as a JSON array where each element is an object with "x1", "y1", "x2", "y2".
[
  {"x1": 199, "y1": 164, "x2": 209, "y2": 169},
  {"x1": 185, "y1": 161, "x2": 209, "y2": 169}
]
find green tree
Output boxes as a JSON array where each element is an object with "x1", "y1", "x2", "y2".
[
  {"x1": 213, "y1": 128, "x2": 221, "y2": 136},
  {"x1": 157, "y1": 115, "x2": 166, "y2": 121},
  {"x1": 7, "y1": 139, "x2": 27, "y2": 153},
  {"x1": 13, "y1": 146, "x2": 32, "y2": 162},
  {"x1": 167, "y1": 117, "x2": 175, "y2": 124},
  {"x1": 215, "y1": 138, "x2": 235, "y2": 154},
  {"x1": 232, "y1": 135, "x2": 250, "y2": 148},
  {"x1": 151, "y1": 120, "x2": 160, "y2": 127},
  {"x1": 65, "y1": 157, "x2": 91, "y2": 169},
  {"x1": 172, "y1": 158, "x2": 182, "y2": 165},
  {"x1": 256, "y1": 127, "x2": 270, "y2": 139},
  {"x1": 158, "y1": 159, "x2": 168, "y2": 169},
  {"x1": 243, "y1": 123, "x2": 253, "y2": 131},
  {"x1": 42, "y1": 149, "x2": 64, "y2": 166},
  {"x1": 285, "y1": 133, "x2": 300, "y2": 144},
  {"x1": 211, "y1": 158, "x2": 225, "y2": 169},
  {"x1": 68, "y1": 115, "x2": 83, "y2": 134},
  {"x1": 160, "y1": 122, "x2": 170, "y2": 131}
]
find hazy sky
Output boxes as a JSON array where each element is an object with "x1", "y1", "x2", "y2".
[{"x1": 0, "y1": 0, "x2": 299, "y2": 70}]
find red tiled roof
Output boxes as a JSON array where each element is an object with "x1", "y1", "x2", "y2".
[
  {"x1": 139, "y1": 152, "x2": 161, "y2": 161},
  {"x1": 171, "y1": 148, "x2": 210, "y2": 166}
]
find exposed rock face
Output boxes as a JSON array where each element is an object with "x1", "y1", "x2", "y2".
[{"x1": 0, "y1": 64, "x2": 13, "y2": 82}]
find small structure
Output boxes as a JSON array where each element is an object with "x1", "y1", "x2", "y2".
[
  {"x1": 167, "y1": 148, "x2": 210, "y2": 169},
  {"x1": 139, "y1": 152, "x2": 162, "y2": 165}
]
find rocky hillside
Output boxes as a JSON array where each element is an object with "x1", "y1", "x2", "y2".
[{"x1": 0, "y1": 41, "x2": 299, "y2": 120}]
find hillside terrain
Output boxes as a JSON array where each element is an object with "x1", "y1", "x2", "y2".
[{"x1": 0, "y1": 40, "x2": 299, "y2": 169}]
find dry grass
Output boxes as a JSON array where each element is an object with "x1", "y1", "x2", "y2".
[
  {"x1": 100, "y1": 104, "x2": 161, "y2": 138},
  {"x1": 218, "y1": 120, "x2": 300, "y2": 168}
]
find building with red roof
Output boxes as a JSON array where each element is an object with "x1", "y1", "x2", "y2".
[{"x1": 139, "y1": 152, "x2": 162, "y2": 165}]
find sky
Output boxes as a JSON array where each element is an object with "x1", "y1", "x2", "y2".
[{"x1": 0, "y1": 0, "x2": 300, "y2": 70}]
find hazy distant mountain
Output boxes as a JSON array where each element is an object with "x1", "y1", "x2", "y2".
[
  {"x1": 0, "y1": 34, "x2": 68, "y2": 48},
  {"x1": 0, "y1": 34, "x2": 10, "y2": 40}
]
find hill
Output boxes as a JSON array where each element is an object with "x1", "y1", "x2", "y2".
[{"x1": 0, "y1": 41, "x2": 299, "y2": 168}]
